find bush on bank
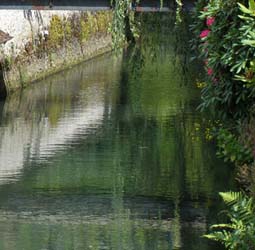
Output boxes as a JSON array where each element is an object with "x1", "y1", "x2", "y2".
[
  {"x1": 204, "y1": 192, "x2": 255, "y2": 250},
  {"x1": 192, "y1": 0, "x2": 255, "y2": 183},
  {"x1": 192, "y1": 0, "x2": 255, "y2": 120},
  {"x1": 191, "y1": 0, "x2": 255, "y2": 249}
]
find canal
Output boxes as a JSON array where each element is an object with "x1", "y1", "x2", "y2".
[{"x1": 0, "y1": 13, "x2": 233, "y2": 250}]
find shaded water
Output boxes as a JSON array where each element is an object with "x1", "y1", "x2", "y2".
[{"x1": 0, "y1": 13, "x2": 233, "y2": 250}]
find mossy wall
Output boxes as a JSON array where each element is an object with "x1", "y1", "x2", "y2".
[{"x1": 0, "y1": 11, "x2": 113, "y2": 93}]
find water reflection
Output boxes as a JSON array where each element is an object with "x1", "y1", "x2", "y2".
[
  {"x1": 0, "y1": 54, "x2": 121, "y2": 184},
  {"x1": 0, "y1": 13, "x2": 232, "y2": 250}
]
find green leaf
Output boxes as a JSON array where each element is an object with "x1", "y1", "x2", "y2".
[
  {"x1": 219, "y1": 192, "x2": 242, "y2": 204},
  {"x1": 210, "y1": 224, "x2": 236, "y2": 229},
  {"x1": 238, "y1": 3, "x2": 253, "y2": 15},
  {"x1": 249, "y1": 0, "x2": 255, "y2": 11},
  {"x1": 230, "y1": 155, "x2": 236, "y2": 162},
  {"x1": 242, "y1": 39, "x2": 255, "y2": 47}
]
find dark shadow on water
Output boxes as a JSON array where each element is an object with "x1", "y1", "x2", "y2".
[{"x1": 0, "y1": 63, "x2": 7, "y2": 100}]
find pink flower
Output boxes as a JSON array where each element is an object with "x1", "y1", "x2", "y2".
[
  {"x1": 207, "y1": 68, "x2": 213, "y2": 76},
  {"x1": 206, "y1": 17, "x2": 215, "y2": 26},
  {"x1": 200, "y1": 29, "x2": 210, "y2": 39}
]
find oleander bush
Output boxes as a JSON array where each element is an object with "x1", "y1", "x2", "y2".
[
  {"x1": 191, "y1": 0, "x2": 255, "y2": 120},
  {"x1": 191, "y1": 1, "x2": 255, "y2": 248}
]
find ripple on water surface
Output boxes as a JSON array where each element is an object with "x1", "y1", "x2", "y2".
[{"x1": 0, "y1": 13, "x2": 232, "y2": 250}]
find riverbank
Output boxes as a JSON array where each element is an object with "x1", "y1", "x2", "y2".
[{"x1": 0, "y1": 10, "x2": 113, "y2": 95}]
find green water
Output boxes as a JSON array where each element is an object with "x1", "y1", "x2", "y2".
[{"x1": 0, "y1": 13, "x2": 233, "y2": 250}]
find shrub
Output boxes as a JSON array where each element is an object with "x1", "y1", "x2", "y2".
[
  {"x1": 48, "y1": 15, "x2": 65, "y2": 48},
  {"x1": 235, "y1": 1, "x2": 255, "y2": 85},
  {"x1": 191, "y1": 0, "x2": 255, "y2": 120},
  {"x1": 204, "y1": 192, "x2": 255, "y2": 250},
  {"x1": 216, "y1": 128, "x2": 253, "y2": 165}
]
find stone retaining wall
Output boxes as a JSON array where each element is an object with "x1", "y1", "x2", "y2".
[{"x1": 0, "y1": 10, "x2": 113, "y2": 94}]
